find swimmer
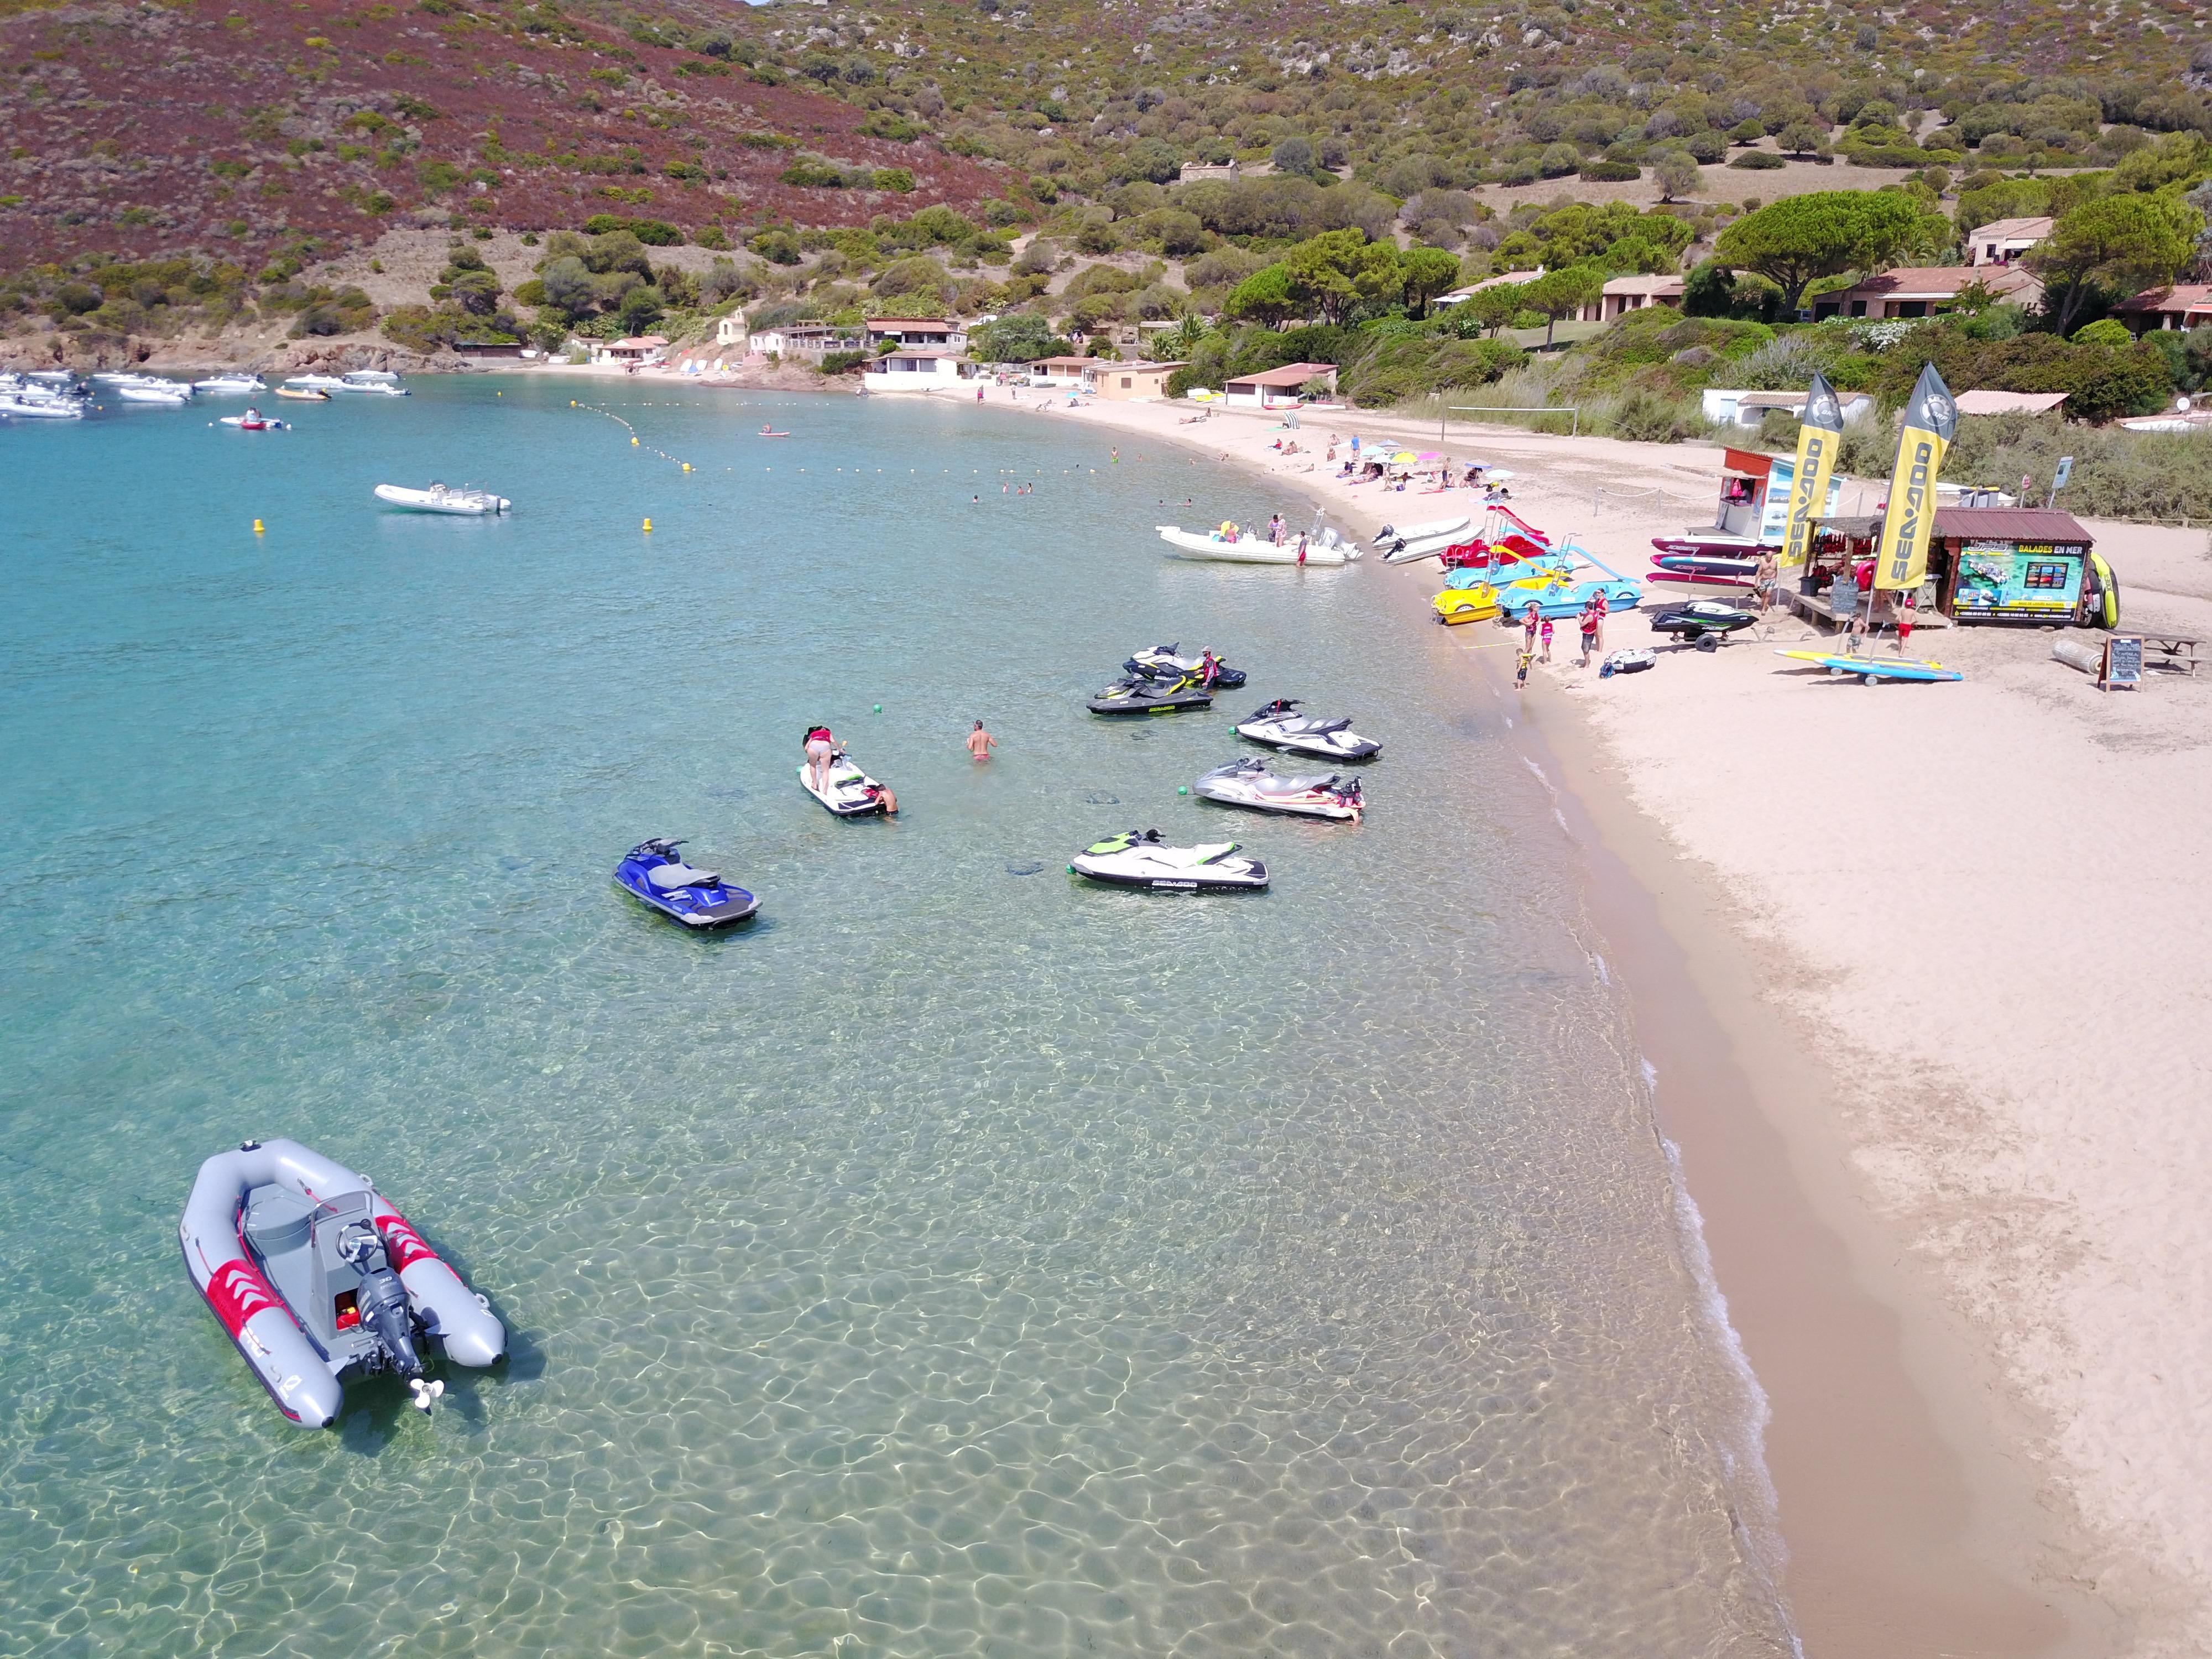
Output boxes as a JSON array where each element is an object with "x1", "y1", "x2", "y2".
[{"x1": 966, "y1": 720, "x2": 997, "y2": 761}]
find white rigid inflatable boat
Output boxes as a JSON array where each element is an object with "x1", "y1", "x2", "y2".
[
  {"x1": 179, "y1": 1138, "x2": 505, "y2": 1426},
  {"x1": 375, "y1": 482, "x2": 510, "y2": 515},
  {"x1": 1156, "y1": 525, "x2": 1360, "y2": 566}
]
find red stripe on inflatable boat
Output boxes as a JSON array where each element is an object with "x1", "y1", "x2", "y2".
[
  {"x1": 377, "y1": 1211, "x2": 437, "y2": 1271},
  {"x1": 205, "y1": 1258, "x2": 283, "y2": 1337}
]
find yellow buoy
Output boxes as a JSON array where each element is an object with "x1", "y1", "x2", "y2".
[
  {"x1": 681, "y1": 462, "x2": 691, "y2": 472},
  {"x1": 253, "y1": 519, "x2": 264, "y2": 534},
  {"x1": 643, "y1": 518, "x2": 653, "y2": 533},
  {"x1": 631, "y1": 436, "x2": 639, "y2": 446}
]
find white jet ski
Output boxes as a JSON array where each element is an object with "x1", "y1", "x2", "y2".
[
  {"x1": 374, "y1": 482, "x2": 510, "y2": 515},
  {"x1": 1192, "y1": 757, "x2": 1363, "y2": 822},
  {"x1": 797, "y1": 750, "x2": 892, "y2": 816},
  {"x1": 1070, "y1": 829, "x2": 1269, "y2": 891},
  {"x1": 179, "y1": 1138, "x2": 505, "y2": 1427},
  {"x1": 1233, "y1": 698, "x2": 1381, "y2": 761}
]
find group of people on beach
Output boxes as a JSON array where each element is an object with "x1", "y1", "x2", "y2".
[{"x1": 1514, "y1": 590, "x2": 1614, "y2": 687}]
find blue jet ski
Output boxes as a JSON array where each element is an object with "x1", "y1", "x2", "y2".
[{"x1": 614, "y1": 838, "x2": 760, "y2": 927}]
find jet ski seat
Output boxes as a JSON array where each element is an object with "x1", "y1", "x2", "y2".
[
  {"x1": 647, "y1": 863, "x2": 721, "y2": 891},
  {"x1": 1154, "y1": 843, "x2": 1237, "y2": 867}
]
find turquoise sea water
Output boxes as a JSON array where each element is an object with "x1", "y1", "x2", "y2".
[{"x1": 0, "y1": 379, "x2": 1791, "y2": 1657}]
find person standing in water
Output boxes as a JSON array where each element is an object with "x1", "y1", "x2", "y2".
[{"x1": 966, "y1": 720, "x2": 997, "y2": 761}]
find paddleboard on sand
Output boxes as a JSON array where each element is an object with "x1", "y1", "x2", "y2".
[{"x1": 1775, "y1": 650, "x2": 1963, "y2": 682}]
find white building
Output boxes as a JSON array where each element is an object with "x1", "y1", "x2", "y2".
[
  {"x1": 861, "y1": 348, "x2": 977, "y2": 392},
  {"x1": 1965, "y1": 217, "x2": 2053, "y2": 267},
  {"x1": 1700, "y1": 387, "x2": 1877, "y2": 427}
]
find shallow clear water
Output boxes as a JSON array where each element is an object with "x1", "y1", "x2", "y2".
[{"x1": 0, "y1": 380, "x2": 1790, "y2": 1657}]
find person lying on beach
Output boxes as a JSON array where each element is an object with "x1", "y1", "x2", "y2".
[{"x1": 967, "y1": 721, "x2": 997, "y2": 760}]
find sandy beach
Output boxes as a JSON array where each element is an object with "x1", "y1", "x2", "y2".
[{"x1": 750, "y1": 374, "x2": 2212, "y2": 1656}]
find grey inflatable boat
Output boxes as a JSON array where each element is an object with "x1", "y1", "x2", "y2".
[{"x1": 179, "y1": 1138, "x2": 505, "y2": 1426}]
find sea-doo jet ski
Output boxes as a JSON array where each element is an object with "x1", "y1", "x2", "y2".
[
  {"x1": 179, "y1": 1138, "x2": 506, "y2": 1427},
  {"x1": 1070, "y1": 829, "x2": 1269, "y2": 891},
  {"x1": 614, "y1": 838, "x2": 760, "y2": 927},
  {"x1": 1649, "y1": 600, "x2": 1758, "y2": 644},
  {"x1": 1233, "y1": 698, "x2": 1381, "y2": 761},
  {"x1": 1123, "y1": 644, "x2": 1248, "y2": 690},
  {"x1": 1192, "y1": 758, "x2": 1363, "y2": 822},
  {"x1": 798, "y1": 749, "x2": 893, "y2": 816},
  {"x1": 1087, "y1": 673, "x2": 1213, "y2": 716}
]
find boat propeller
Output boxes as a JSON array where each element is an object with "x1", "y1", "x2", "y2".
[{"x1": 408, "y1": 1378, "x2": 447, "y2": 1415}]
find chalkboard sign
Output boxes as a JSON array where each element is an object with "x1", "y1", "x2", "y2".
[{"x1": 2102, "y1": 634, "x2": 2145, "y2": 691}]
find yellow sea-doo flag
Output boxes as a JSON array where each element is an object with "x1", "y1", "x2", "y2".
[
  {"x1": 1778, "y1": 371, "x2": 1846, "y2": 570},
  {"x1": 1873, "y1": 362, "x2": 1959, "y2": 592}
]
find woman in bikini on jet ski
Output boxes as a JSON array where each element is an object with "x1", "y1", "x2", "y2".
[{"x1": 805, "y1": 725, "x2": 835, "y2": 792}]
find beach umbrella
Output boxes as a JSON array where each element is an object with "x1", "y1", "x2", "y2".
[
  {"x1": 1417, "y1": 451, "x2": 1442, "y2": 462},
  {"x1": 1390, "y1": 450, "x2": 1419, "y2": 463}
]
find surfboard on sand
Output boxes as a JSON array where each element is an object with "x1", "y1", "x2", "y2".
[{"x1": 1775, "y1": 650, "x2": 1963, "y2": 683}]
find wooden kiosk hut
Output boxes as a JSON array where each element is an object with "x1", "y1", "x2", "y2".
[{"x1": 1797, "y1": 506, "x2": 2101, "y2": 627}]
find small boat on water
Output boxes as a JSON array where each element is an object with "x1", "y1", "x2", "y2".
[
  {"x1": 374, "y1": 483, "x2": 510, "y2": 515},
  {"x1": 338, "y1": 370, "x2": 408, "y2": 395},
  {"x1": 1234, "y1": 699, "x2": 1381, "y2": 761},
  {"x1": 276, "y1": 386, "x2": 330, "y2": 402},
  {"x1": 114, "y1": 380, "x2": 192, "y2": 404},
  {"x1": 194, "y1": 373, "x2": 268, "y2": 394},
  {"x1": 1193, "y1": 758, "x2": 1364, "y2": 822},
  {"x1": 614, "y1": 838, "x2": 760, "y2": 927},
  {"x1": 797, "y1": 750, "x2": 894, "y2": 816},
  {"x1": 758, "y1": 424, "x2": 791, "y2": 437},
  {"x1": 1071, "y1": 829, "x2": 1269, "y2": 892},
  {"x1": 179, "y1": 1137, "x2": 505, "y2": 1427},
  {"x1": 285, "y1": 373, "x2": 348, "y2": 391},
  {"x1": 1157, "y1": 524, "x2": 1360, "y2": 566},
  {"x1": 0, "y1": 393, "x2": 85, "y2": 419},
  {"x1": 218, "y1": 408, "x2": 286, "y2": 431}
]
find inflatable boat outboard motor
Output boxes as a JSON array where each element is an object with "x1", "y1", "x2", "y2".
[{"x1": 180, "y1": 1138, "x2": 505, "y2": 1427}]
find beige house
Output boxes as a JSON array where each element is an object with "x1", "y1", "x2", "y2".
[
  {"x1": 1811, "y1": 264, "x2": 2042, "y2": 321},
  {"x1": 2114, "y1": 284, "x2": 2212, "y2": 333},
  {"x1": 1223, "y1": 362, "x2": 1338, "y2": 408},
  {"x1": 1579, "y1": 273, "x2": 1687, "y2": 323},
  {"x1": 1029, "y1": 355, "x2": 1095, "y2": 385},
  {"x1": 591, "y1": 335, "x2": 668, "y2": 366},
  {"x1": 1084, "y1": 361, "x2": 1185, "y2": 401},
  {"x1": 1966, "y1": 217, "x2": 2053, "y2": 267},
  {"x1": 865, "y1": 317, "x2": 968, "y2": 350}
]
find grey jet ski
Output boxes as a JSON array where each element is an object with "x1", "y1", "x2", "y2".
[
  {"x1": 1193, "y1": 757, "x2": 1363, "y2": 822},
  {"x1": 1233, "y1": 698, "x2": 1380, "y2": 761},
  {"x1": 1070, "y1": 828, "x2": 1269, "y2": 891},
  {"x1": 1650, "y1": 599, "x2": 1758, "y2": 645},
  {"x1": 179, "y1": 1138, "x2": 505, "y2": 1427}
]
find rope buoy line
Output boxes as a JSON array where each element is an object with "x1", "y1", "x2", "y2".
[{"x1": 569, "y1": 400, "x2": 693, "y2": 471}]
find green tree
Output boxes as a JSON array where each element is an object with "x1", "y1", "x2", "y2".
[
  {"x1": 1225, "y1": 263, "x2": 1299, "y2": 327},
  {"x1": 1713, "y1": 190, "x2": 1943, "y2": 313},
  {"x1": 1521, "y1": 265, "x2": 1605, "y2": 347},
  {"x1": 1653, "y1": 150, "x2": 1702, "y2": 205},
  {"x1": 968, "y1": 311, "x2": 1067, "y2": 362},
  {"x1": 1271, "y1": 135, "x2": 1316, "y2": 178},
  {"x1": 1399, "y1": 246, "x2": 1462, "y2": 319},
  {"x1": 1124, "y1": 138, "x2": 1182, "y2": 185},
  {"x1": 1281, "y1": 228, "x2": 1401, "y2": 325},
  {"x1": 1458, "y1": 282, "x2": 1526, "y2": 337},
  {"x1": 2025, "y1": 194, "x2": 2200, "y2": 334},
  {"x1": 1777, "y1": 122, "x2": 1827, "y2": 159}
]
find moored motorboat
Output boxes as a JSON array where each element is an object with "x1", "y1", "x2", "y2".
[
  {"x1": 114, "y1": 379, "x2": 192, "y2": 403},
  {"x1": 179, "y1": 1138, "x2": 505, "y2": 1427},
  {"x1": 1070, "y1": 828, "x2": 1269, "y2": 891},
  {"x1": 285, "y1": 373, "x2": 348, "y2": 391},
  {"x1": 374, "y1": 482, "x2": 510, "y2": 515},
  {"x1": 0, "y1": 393, "x2": 86, "y2": 419},
  {"x1": 194, "y1": 373, "x2": 268, "y2": 394},
  {"x1": 1234, "y1": 698, "x2": 1381, "y2": 761},
  {"x1": 614, "y1": 838, "x2": 760, "y2": 926},
  {"x1": 1156, "y1": 525, "x2": 1359, "y2": 565},
  {"x1": 1192, "y1": 757, "x2": 1363, "y2": 822},
  {"x1": 276, "y1": 385, "x2": 331, "y2": 401},
  {"x1": 1087, "y1": 672, "x2": 1213, "y2": 715},
  {"x1": 339, "y1": 369, "x2": 409, "y2": 395}
]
